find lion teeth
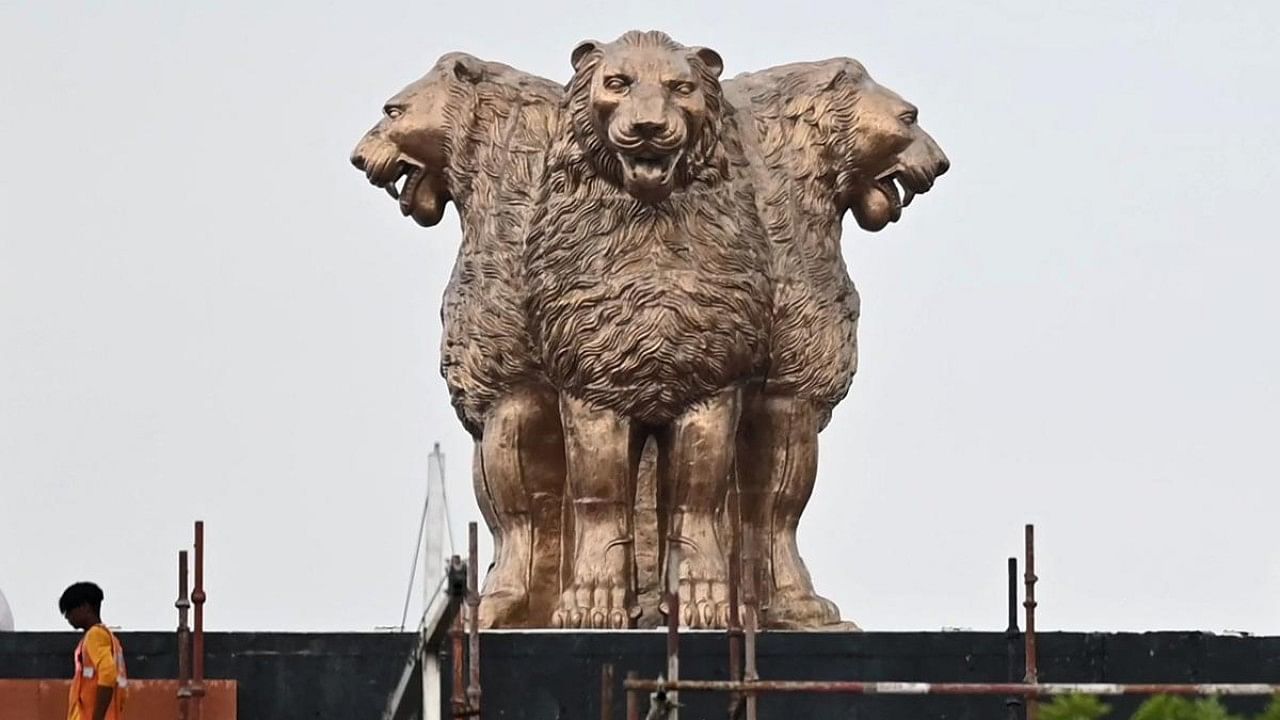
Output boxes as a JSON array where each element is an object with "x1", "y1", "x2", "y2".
[
  {"x1": 899, "y1": 177, "x2": 915, "y2": 207},
  {"x1": 385, "y1": 183, "x2": 400, "y2": 200}
]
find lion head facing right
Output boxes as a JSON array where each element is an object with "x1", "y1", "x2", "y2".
[
  {"x1": 566, "y1": 30, "x2": 729, "y2": 204},
  {"x1": 808, "y1": 58, "x2": 950, "y2": 231}
]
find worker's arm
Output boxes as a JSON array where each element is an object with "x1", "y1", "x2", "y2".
[
  {"x1": 92, "y1": 686, "x2": 115, "y2": 720},
  {"x1": 83, "y1": 627, "x2": 118, "y2": 720}
]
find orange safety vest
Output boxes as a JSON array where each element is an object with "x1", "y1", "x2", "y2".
[{"x1": 69, "y1": 625, "x2": 128, "y2": 720}]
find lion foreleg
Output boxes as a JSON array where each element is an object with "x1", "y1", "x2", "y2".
[
  {"x1": 658, "y1": 387, "x2": 741, "y2": 629},
  {"x1": 737, "y1": 393, "x2": 848, "y2": 629},
  {"x1": 553, "y1": 394, "x2": 641, "y2": 629},
  {"x1": 476, "y1": 385, "x2": 566, "y2": 628}
]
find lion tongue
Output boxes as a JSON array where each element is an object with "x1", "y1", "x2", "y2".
[
  {"x1": 630, "y1": 159, "x2": 667, "y2": 184},
  {"x1": 405, "y1": 171, "x2": 445, "y2": 227}
]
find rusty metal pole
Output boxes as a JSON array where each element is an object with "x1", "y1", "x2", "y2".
[
  {"x1": 1005, "y1": 557, "x2": 1022, "y2": 720},
  {"x1": 1023, "y1": 525, "x2": 1038, "y2": 720},
  {"x1": 742, "y1": 526, "x2": 759, "y2": 720},
  {"x1": 626, "y1": 672, "x2": 640, "y2": 720},
  {"x1": 466, "y1": 522, "x2": 481, "y2": 717},
  {"x1": 450, "y1": 608, "x2": 466, "y2": 717},
  {"x1": 191, "y1": 521, "x2": 206, "y2": 720},
  {"x1": 176, "y1": 550, "x2": 192, "y2": 720},
  {"x1": 666, "y1": 538, "x2": 681, "y2": 720},
  {"x1": 727, "y1": 488, "x2": 743, "y2": 720},
  {"x1": 601, "y1": 663, "x2": 615, "y2": 720}
]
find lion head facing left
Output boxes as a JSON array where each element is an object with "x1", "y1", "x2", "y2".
[
  {"x1": 349, "y1": 52, "x2": 491, "y2": 227},
  {"x1": 566, "y1": 31, "x2": 728, "y2": 204}
]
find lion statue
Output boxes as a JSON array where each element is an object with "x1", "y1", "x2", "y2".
[
  {"x1": 722, "y1": 58, "x2": 950, "y2": 628},
  {"x1": 523, "y1": 30, "x2": 772, "y2": 629},
  {"x1": 349, "y1": 52, "x2": 569, "y2": 628}
]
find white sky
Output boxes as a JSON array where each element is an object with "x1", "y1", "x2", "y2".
[{"x1": 2, "y1": 0, "x2": 1278, "y2": 634}]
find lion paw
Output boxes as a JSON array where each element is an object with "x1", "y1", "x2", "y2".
[
  {"x1": 660, "y1": 576, "x2": 732, "y2": 629},
  {"x1": 766, "y1": 590, "x2": 853, "y2": 630},
  {"x1": 552, "y1": 579, "x2": 637, "y2": 629},
  {"x1": 478, "y1": 588, "x2": 527, "y2": 629}
]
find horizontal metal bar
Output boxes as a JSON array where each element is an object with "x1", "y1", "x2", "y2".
[{"x1": 623, "y1": 680, "x2": 1280, "y2": 697}]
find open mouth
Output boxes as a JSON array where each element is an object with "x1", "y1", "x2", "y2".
[
  {"x1": 876, "y1": 164, "x2": 938, "y2": 209},
  {"x1": 380, "y1": 161, "x2": 427, "y2": 217},
  {"x1": 619, "y1": 151, "x2": 681, "y2": 197},
  {"x1": 870, "y1": 169, "x2": 905, "y2": 224}
]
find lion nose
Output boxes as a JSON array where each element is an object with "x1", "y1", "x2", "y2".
[
  {"x1": 350, "y1": 148, "x2": 368, "y2": 171},
  {"x1": 632, "y1": 119, "x2": 669, "y2": 140}
]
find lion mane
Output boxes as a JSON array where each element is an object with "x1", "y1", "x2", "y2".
[
  {"x1": 427, "y1": 53, "x2": 564, "y2": 435},
  {"x1": 723, "y1": 59, "x2": 887, "y2": 428},
  {"x1": 524, "y1": 32, "x2": 771, "y2": 425}
]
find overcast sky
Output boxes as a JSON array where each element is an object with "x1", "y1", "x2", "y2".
[{"x1": 2, "y1": 0, "x2": 1278, "y2": 634}]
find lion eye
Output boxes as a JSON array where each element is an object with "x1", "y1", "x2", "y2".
[
  {"x1": 384, "y1": 105, "x2": 404, "y2": 119},
  {"x1": 671, "y1": 82, "x2": 697, "y2": 96},
  {"x1": 603, "y1": 76, "x2": 631, "y2": 92},
  {"x1": 899, "y1": 110, "x2": 918, "y2": 126}
]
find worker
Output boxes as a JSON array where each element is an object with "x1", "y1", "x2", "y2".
[{"x1": 59, "y1": 582, "x2": 127, "y2": 720}]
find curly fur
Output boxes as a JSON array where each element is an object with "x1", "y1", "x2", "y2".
[
  {"x1": 422, "y1": 54, "x2": 564, "y2": 435},
  {"x1": 724, "y1": 59, "x2": 890, "y2": 428},
  {"x1": 524, "y1": 32, "x2": 770, "y2": 425}
]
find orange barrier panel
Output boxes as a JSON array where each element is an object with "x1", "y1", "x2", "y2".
[{"x1": 0, "y1": 679, "x2": 236, "y2": 720}]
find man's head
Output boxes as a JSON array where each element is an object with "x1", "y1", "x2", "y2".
[{"x1": 59, "y1": 581, "x2": 104, "y2": 630}]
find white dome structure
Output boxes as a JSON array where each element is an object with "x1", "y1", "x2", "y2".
[{"x1": 0, "y1": 587, "x2": 14, "y2": 631}]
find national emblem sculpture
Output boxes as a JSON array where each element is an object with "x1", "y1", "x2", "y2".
[{"x1": 350, "y1": 30, "x2": 949, "y2": 630}]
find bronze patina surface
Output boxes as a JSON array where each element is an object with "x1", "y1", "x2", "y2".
[{"x1": 350, "y1": 30, "x2": 948, "y2": 630}]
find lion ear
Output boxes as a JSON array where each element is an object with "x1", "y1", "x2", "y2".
[
  {"x1": 820, "y1": 58, "x2": 866, "y2": 91},
  {"x1": 691, "y1": 47, "x2": 724, "y2": 78},
  {"x1": 452, "y1": 55, "x2": 486, "y2": 84},
  {"x1": 571, "y1": 41, "x2": 601, "y2": 72},
  {"x1": 821, "y1": 68, "x2": 847, "y2": 92}
]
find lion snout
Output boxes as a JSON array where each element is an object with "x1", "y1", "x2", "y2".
[
  {"x1": 350, "y1": 140, "x2": 371, "y2": 173},
  {"x1": 934, "y1": 151, "x2": 950, "y2": 178},
  {"x1": 629, "y1": 117, "x2": 670, "y2": 141}
]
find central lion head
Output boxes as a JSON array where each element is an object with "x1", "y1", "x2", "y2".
[{"x1": 566, "y1": 31, "x2": 728, "y2": 203}]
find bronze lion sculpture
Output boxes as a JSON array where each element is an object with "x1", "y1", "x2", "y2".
[
  {"x1": 350, "y1": 37, "x2": 949, "y2": 631},
  {"x1": 724, "y1": 58, "x2": 950, "y2": 628},
  {"x1": 350, "y1": 52, "x2": 568, "y2": 628},
  {"x1": 523, "y1": 30, "x2": 772, "y2": 629}
]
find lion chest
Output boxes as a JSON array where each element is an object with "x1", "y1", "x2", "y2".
[{"x1": 525, "y1": 198, "x2": 770, "y2": 422}]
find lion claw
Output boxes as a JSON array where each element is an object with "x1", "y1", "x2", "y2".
[{"x1": 554, "y1": 578, "x2": 636, "y2": 629}]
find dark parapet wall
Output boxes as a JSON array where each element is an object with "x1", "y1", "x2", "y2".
[
  {"x1": 0, "y1": 631, "x2": 416, "y2": 719},
  {"x1": 445, "y1": 631, "x2": 1280, "y2": 720},
  {"x1": 5, "y1": 630, "x2": 1280, "y2": 718}
]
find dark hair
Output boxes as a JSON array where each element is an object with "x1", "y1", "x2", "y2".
[{"x1": 58, "y1": 582, "x2": 104, "y2": 615}]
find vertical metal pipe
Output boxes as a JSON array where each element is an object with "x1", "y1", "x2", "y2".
[
  {"x1": 666, "y1": 540, "x2": 681, "y2": 720},
  {"x1": 727, "y1": 487, "x2": 743, "y2": 720},
  {"x1": 451, "y1": 610, "x2": 466, "y2": 717},
  {"x1": 1005, "y1": 557, "x2": 1022, "y2": 720},
  {"x1": 466, "y1": 522, "x2": 481, "y2": 716},
  {"x1": 601, "y1": 663, "x2": 615, "y2": 720},
  {"x1": 742, "y1": 526, "x2": 758, "y2": 720},
  {"x1": 176, "y1": 550, "x2": 192, "y2": 720},
  {"x1": 1023, "y1": 525, "x2": 1038, "y2": 720},
  {"x1": 191, "y1": 521, "x2": 206, "y2": 720},
  {"x1": 626, "y1": 672, "x2": 640, "y2": 720}
]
